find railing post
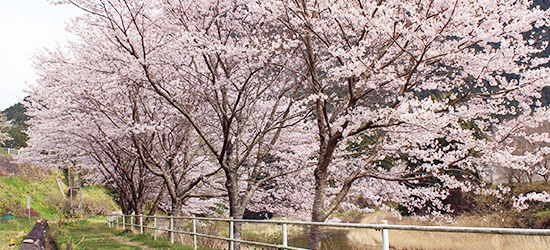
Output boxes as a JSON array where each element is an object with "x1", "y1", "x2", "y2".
[
  {"x1": 229, "y1": 217, "x2": 234, "y2": 250},
  {"x1": 282, "y1": 217, "x2": 288, "y2": 248},
  {"x1": 381, "y1": 220, "x2": 389, "y2": 250},
  {"x1": 140, "y1": 214, "x2": 143, "y2": 234},
  {"x1": 123, "y1": 215, "x2": 126, "y2": 230},
  {"x1": 170, "y1": 216, "x2": 174, "y2": 244},
  {"x1": 193, "y1": 215, "x2": 197, "y2": 250},
  {"x1": 131, "y1": 215, "x2": 135, "y2": 231},
  {"x1": 154, "y1": 214, "x2": 158, "y2": 240},
  {"x1": 116, "y1": 216, "x2": 119, "y2": 230}
]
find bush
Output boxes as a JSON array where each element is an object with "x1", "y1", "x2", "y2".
[{"x1": 468, "y1": 182, "x2": 550, "y2": 228}]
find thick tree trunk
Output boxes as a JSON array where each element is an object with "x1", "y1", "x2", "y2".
[
  {"x1": 170, "y1": 198, "x2": 182, "y2": 216},
  {"x1": 308, "y1": 167, "x2": 328, "y2": 250},
  {"x1": 226, "y1": 171, "x2": 245, "y2": 250},
  {"x1": 230, "y1": 209, "x2": 244, "y2": 250},
  {"x1": 308, "y1": 130, "x2": 340, "y2": 249}
]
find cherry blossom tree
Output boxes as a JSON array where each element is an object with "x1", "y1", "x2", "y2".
[
  {"x1": 488, "y1": 119, "x2": 550, "y2": 183},
  {"x1": 252, "y1": 0, "x2": 550, "y2": 248},
  {"x1": 26, "y1": 41, "x2": 221, "y2": 216},
  {"x1": 26, "y1": 5, "x2": 313, "y2": 249},
  {"x1": 24, "y1": 50, "x2": 163, "y2": 215},
  {"x1": 50, "y1": 1, "x2": 312, "y2": 245},
  {"x1": 125, "y1": 84, "x2": 224, "y2": 215}
]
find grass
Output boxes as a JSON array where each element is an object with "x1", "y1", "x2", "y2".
[
  {"x1": 0, "y1": 167, "x2": 118, "y2": 249},
  {"x1": 0, "y1": 170, "x2": 65, "y2": 220},
  {"x1": 0, "y1": 173, "x2": 64, "y2": 219},
  {"x1": 0, "y1": 218, "x2": 36, "y2": 249},
  {"x1": 52, "y1": 217, "x2": 212, "y2": 249},
  {"x1": 232, "y1": 212, "x2": 550, "y2": 250},
  {"x1": 346, "y1": 211, "x2": 550, "y2": 250},
  {"x1": 0, "y1": 170, "x2": 118, "y2": 221},
  {"x1": 240, "y1": 217, "x2": 304, "y2": 249}
]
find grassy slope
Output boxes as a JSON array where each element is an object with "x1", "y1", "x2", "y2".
[
  {"x1": 0, "y1": 171, "x2": 117, "y2": 220},
  {"x1": 1, "y1": 173, "x2": 63, "y2": 220},
  {"x1": 0, "y1": 171, "x2": 118, "y2": 249}
]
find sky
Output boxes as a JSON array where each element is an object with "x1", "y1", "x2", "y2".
[{"x1": 0, "y1": 0, "x2": 84, "y2": 110}]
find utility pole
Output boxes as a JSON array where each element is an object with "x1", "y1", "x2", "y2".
[
  {"x1": 77, "y1": 171, "x2": 83, "y2": 219},
  {"x1": 68, "y1": 167, "x2": 73, "y2": 219},
  {"x1": 67, "y1": 163, "x2": 84, "y2": 220}
]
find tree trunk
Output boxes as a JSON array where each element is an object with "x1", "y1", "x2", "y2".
[
  {"x1": 308, "y1": 129, "x2": 340, "y2": 250},
  {"x1": 170, "y1": 198, "x2": 182, "y2": 216},
  {"x1": 226, "y1": 171, "x2": 245, "y2": 250},
  {"x1": 309, "y1": 212, "x2": 326, "y2": 250},
  {"x1": 308, "y1": 170, "x2": 327, "y2": 250}
]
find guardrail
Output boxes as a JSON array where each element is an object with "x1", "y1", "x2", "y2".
[
  {"x1": 0, "y1": 147, "x2": 21, "y2": 155},
  {"x1": 106, "y1": 214, "x2": 550, "y2": 250}
]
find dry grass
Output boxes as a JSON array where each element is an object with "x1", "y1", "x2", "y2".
[
  {"x1": 241, "y1": 218, "x2": 304, "y2": 250},
  {"x1": 347, "y1": 212, "x2": 550, "y2": 250},
  {"x1": 149, "y1": 212, "x2": 550, "y2": 250},
  {"x1": 171, "y1": 218, "x2": 228, "y2": 250}
]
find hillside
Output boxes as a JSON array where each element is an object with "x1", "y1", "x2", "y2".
[
  {"x1": 0, "y1": 156, "x2": 119, "y2": 249},
  {"x1": 1, "y1": 102, "x2": 29, "y2": 149},
  {"x1": 0, "y1": 163, "x2": 118, "y2": 220}
]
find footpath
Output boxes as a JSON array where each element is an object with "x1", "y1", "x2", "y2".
[{"x1": 51, "y1": 217, "x2": 191, "y2": 249}]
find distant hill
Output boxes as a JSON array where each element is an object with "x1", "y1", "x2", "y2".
[
  {"x1": 1, "y1": 101, "x2": 29, "y2": 149},
  {"x1": 534, "y1": 0, "x2": 550, "y2": 10},
  {"x1": 2, "y1": 102, "x2": 28, "y2": 129}
]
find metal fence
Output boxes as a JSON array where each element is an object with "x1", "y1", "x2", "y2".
[
  {"x1": 0, "y1": 147, "x2": 21, "y2": 155},
  {"x1": 106, "y1": 214, "x2": 550, "y2": 250}
]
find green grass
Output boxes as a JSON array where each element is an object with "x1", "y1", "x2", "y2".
[
  {"x1": 52, "y1": 217, "x2": 212, "y2": 249},
  {"x1": 0, "y1": 170, "x2": 119, "y2": 248},
  {"x1": 0, "y1": 171, "x2": 66, "y2": 220},
  {"x1": 0, "y1": 218, "x2": 36, "y2": 249},
  {"x1": 0, "y1": 170, "x2": 118, "y2": 220}
]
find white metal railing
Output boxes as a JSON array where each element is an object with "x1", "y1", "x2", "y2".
[
  {"x1": 0, "y1": 147, "x2": 21, "y2": 155},
  {"x1": 106, "y1": 214, "x2": 550, "y2": 250}
]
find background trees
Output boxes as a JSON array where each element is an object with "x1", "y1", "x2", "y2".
[
  {"x1": 0, "y1": 114, "x2": 10, "y2": 144},
  {"x1": 0, "y1": 103, "x2": 29, "y2": 148}
]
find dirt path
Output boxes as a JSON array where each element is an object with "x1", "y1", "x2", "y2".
[
  {"x1": 53, "y1": 219, "x2": 158, "y2": 249},
  {"x1": 106, "y1": 234, "x2": 154, "y2": 250}
]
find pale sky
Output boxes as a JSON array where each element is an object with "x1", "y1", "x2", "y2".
[{"x1": 0, "y1": 0, "x2": 83, "y2": 110}]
